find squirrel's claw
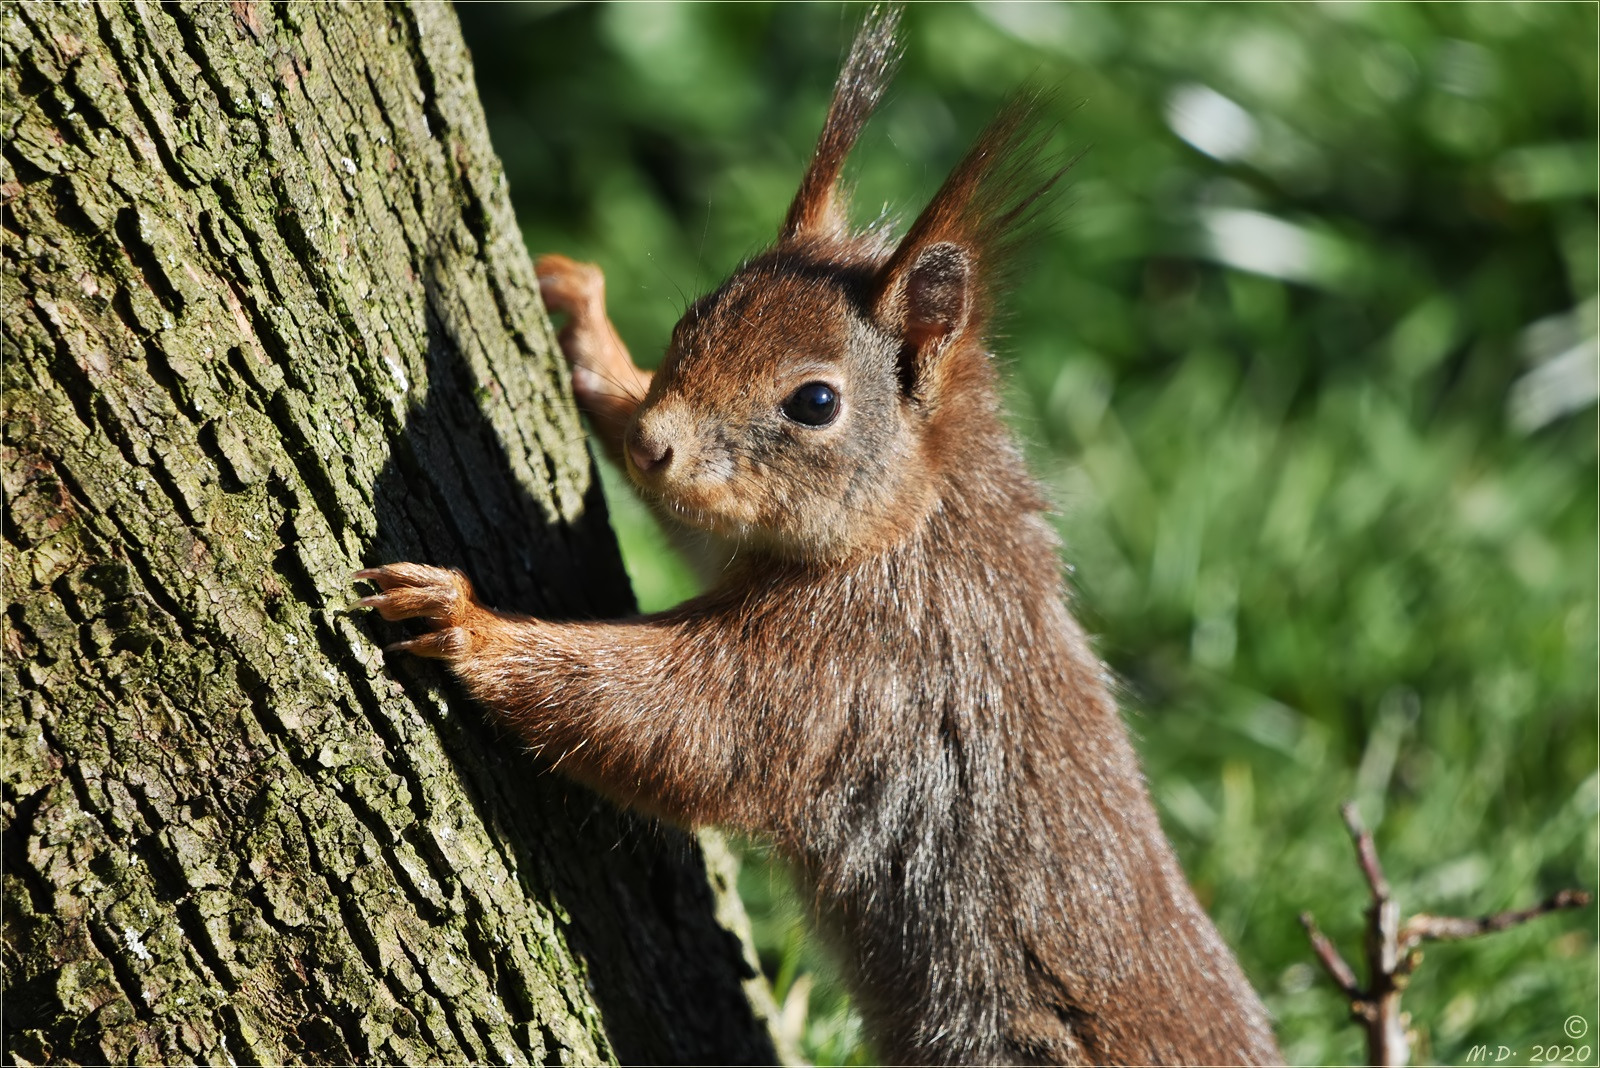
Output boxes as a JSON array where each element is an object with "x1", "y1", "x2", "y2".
[
  {"x1": 353, "y1": 582, "x2": 459, "y2": 623},
  {"x1": 354, "y1": 562, "x2": 468, "y2": 593},
  {"x1": 384, "y1": 628, "x2": 471, "y2": 660}
]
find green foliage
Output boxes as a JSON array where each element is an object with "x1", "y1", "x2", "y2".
[{"x1": 459, "y1": 4, "x2": 1596, "y2": 1064}]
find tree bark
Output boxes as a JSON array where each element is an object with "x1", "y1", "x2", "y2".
[{"x1": 2, "y1": 2, "x2": 780, "y2": 1064}]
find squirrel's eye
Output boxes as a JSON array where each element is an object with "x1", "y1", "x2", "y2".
[{"x1": 781, "y1": 382, "x2": 840, "y2": 427}]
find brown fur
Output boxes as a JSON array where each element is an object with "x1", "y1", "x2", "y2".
[{"x1": 358, "y1": 9, "x2": 1282, "y2": 1065}]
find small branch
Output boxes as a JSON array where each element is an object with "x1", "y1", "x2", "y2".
[
  {"x1": 1300, "y1": 911, "x2": 1362, "y2": 1000},
  {"x1": 1401, "y1": 889, "x2": 1592, "y2": 947},
  {"x1": 1341, "y1": 802, "x2": 1390, "y2": 901},
  {"x1": 1303, "y1": 802, "x2": 1591, "y2": 1068}
]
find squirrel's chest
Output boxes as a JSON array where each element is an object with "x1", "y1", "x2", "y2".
[
  {"x1": 784, "y1": 540, "x2": 1049, "y2": 640},
  {"x1": 734, "y1": 557, "x2": 1061, "y2": 721}
]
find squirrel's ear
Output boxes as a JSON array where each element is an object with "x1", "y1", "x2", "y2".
[
  {"x1": 875, "y1": 242, "x2": 972, "y2": 390},
  {"x1": 875, "y1": 93, "x2": 1074, "y2": 402},
  {"x1": 780, "y1": 7, "x2": 901, "y2": 243}
]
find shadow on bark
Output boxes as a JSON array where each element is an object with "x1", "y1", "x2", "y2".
[{"x1": 357, "y1": 279, "x2": 771, "y2": 1065}]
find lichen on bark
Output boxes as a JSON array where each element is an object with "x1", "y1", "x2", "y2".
[{"x1": 2, "y1": 3, "x2": 778, "y2": 1063}]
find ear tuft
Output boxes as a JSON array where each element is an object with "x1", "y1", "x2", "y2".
[{"x1": 780, "y1": 6, "x2": 902, "y2": 243}]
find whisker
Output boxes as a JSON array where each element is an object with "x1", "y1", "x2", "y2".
[
  {"x1": 695, "y1": 198, "x2": 712, "y2": 299},
  {"x1": 574, "y1": 363, "x2": 648, "y2": 404},
  {"x1": 647, "y1": 250, "x2": 692, "y2": 318}
]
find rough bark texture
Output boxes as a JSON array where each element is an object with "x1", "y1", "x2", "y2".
[{"x1": 2, "y1": 3, "x2": 780, "y2": 1064}]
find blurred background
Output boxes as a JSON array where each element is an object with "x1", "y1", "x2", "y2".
[{"x1": 455, "y1": 4, "x2": 1597, "y2": 1064}]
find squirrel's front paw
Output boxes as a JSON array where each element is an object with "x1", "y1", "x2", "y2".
[
  {"x1": 535, "y1": 253, "x2": 650, "y2": 420},
  {"x1": 535, "y1": 252, "x2": 604, "y2": 320},
  {"x1": 353, "y1": 563, "x2": 483, "y2": 660}
]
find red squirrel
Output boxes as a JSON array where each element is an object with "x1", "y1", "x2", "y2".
[{"x1": 357, "y1": 9, "x2": 1282, "y2": 1065}]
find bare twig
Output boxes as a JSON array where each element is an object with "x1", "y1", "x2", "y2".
[
  {"x1": 1300, "y1": 911, "x2": 1361, "y2": 998},
  {"x1": 1301, "y1": 802, "x2": 1591, "y2": 1068},
  {"x1": 1343, "y1": 802, "x2": 1389, "y2": 900},
  {"x1": 1401, "y1": 889, "x2": 1592, "y2": 947}
]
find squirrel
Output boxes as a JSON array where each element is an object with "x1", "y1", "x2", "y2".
[{"x1": 356, "y1": 8, "x2": 1282, "y2": 1066}]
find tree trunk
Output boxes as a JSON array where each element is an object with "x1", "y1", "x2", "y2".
[{"x1": 1, "y1": 3, "x2": 780, "y2": 1064}]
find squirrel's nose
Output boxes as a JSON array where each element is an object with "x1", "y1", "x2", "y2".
[{"x1": 628, "y1": 435, "x2": 673, "y2": 475}]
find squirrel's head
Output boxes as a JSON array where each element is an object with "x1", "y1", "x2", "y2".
[{"x1": 621, "y1": 7, "x2": 1067, "y2": 562}]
